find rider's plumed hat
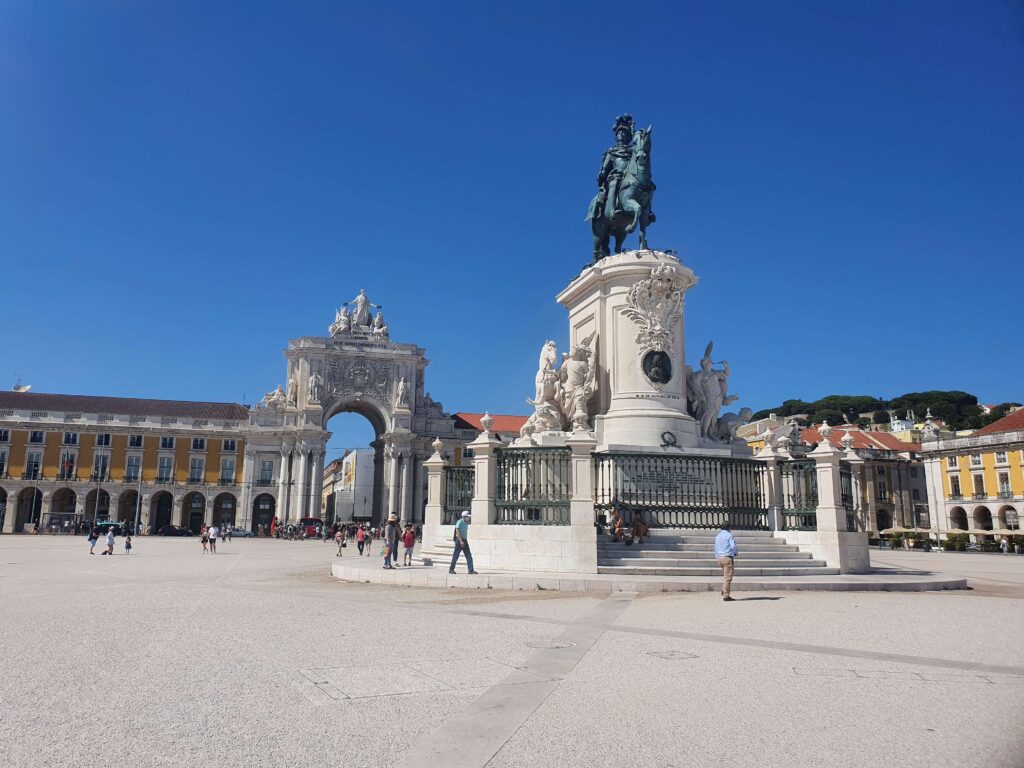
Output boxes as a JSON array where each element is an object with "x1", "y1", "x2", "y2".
[{"x1": 612, "y1": 114, "x2": 634, "y2": 135}]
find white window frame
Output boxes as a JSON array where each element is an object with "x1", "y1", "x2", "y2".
[
  {"x1": 191, "y1": 438, "x2": 206, "y2": 451},
  {"x1": 63, "y1": 432, "x2": 78, "y2": 445},
  {"x1": 29, "y1": 431, "x2": 45, "y2": 444},
  {"x1": 160, "y1": 436, "x2": 175, "y2": 450},
  {"x1": 995, "y1": 451, "x2": 1008, "y2": 463},
  {"x1": 970, "y1": 454, "x2": 982, "y2": 466},
  {"x1": 128, "y1": 434, "x2": 143, "y2": 448},
  {"x1": 222, "y1": 439, "x2": 236, "y2": 452},
  {"x1": 220, "y1": 457, "x2": 235, "y2": 483},
  {"x1": 259, "y1": 460, "x2": 274, "y2": 484},
  {"x1": 125, "y1": 455, "x2": 142, "y2": 482},
  {"x1": 188, "y1": 457, "x2": 205, "y2": 482},
  {"x1": 157, "y1": 456, "x2": 173, "y2": 481},
  {"x1": 93, "y1": 453, "x2": 110, "y2": 480},
  {"x1": 25, "y1": 450, "x2": 42, "y2": 477},
  {"x1": 95, "y1": 433, "x2": 111, "y2": 447},
  {"x1": 947, "y1": 456, "x2": 959, "y2": 470},
  {"x1": 0, "y1": 429, "x2": 9, "y2": 442},
  {"x1": 0, "y1": 448, "x2": 8, "y2": 476}
]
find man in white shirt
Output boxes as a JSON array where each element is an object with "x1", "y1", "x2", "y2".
[
  {"x1": 714, "y1": 523, "x2": 738, "y2": 601},
  {"x1": 208, "y1": 525, "x2": 219, "y2": 554}
]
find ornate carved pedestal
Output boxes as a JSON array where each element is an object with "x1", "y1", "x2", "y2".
[{"x1": 557, "y1": 250, "x2": 726, "y2": 454}]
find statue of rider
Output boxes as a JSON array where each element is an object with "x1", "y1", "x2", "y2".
[{"x1": 586, "y1": 114, "x2": 635, "y2": 237}]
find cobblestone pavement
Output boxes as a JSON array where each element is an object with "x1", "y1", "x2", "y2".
[{"x1": 1, "y1": 536, "x2": 1021, "y2": 768}]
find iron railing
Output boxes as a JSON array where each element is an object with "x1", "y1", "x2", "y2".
[
  {"x1": 443, "y1": 465, "x2": 475, "y2": 524},
  {"x1": 780, "y1": 459, "x2": 817, "y2": 530},
  {"x1": 592, "y1": 453, "x2": 768, "y2": 530},
  {"x1": 495, "y1": 447, "x2": 571, "y2": 525},
  {"x1": 840, "y1": 460, "x2": 858, "y2": 532}
]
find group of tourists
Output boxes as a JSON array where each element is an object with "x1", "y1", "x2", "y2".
[
  {"x1": 86, "y1": 525, "x2": 132, "y2": 556},
  {"x1": 198, "y1": 524, "x2": 231, "y2": 553},
  {"x1": 378, "y1": 514, "x2": 419, "y2": 569}
]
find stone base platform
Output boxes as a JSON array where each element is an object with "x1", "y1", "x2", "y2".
[{"x1": 330, "y1": 557, "x2": 967, "y2": 593}]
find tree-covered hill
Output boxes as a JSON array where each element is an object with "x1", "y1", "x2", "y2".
[{"x1": 751, "y1": 391, "x2": 1020, "y2": 431}]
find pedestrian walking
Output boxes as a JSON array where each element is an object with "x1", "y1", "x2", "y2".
[
  {"x1": 124, "y1": 535, "x2": 132, "y2": 554},
  {"x1": 449, "y1": 511, "x2": 477, "y2": 574},
  {"x1": 383, "y1": 514, "x2": 399, "y2": 569},
  {"x1": 402, "y1": 523, "x2": 415, "y2": 566},
  {"x1": 356, "y1": 525, "x2": 366, "y2": 556},
  {"x1": 335, "y1": 528, "x2": 346, "y2": 557},
  {"x1": 209, "y1": 524, "x2": 219, "y2": 554},
  {"x1": 364, "y1": 527, "x2": 373, "y2": 557},
  {"x1": 200, "y1": 525, "x2": 209, "y2": 554},
  {"x1": 102, "y1": 526, "x2": 115, "y2": 556},
  {"x1": 88, "y1": 527, "x2": 99, "y2": 555},
  {"x1": 715, "y1": 522, "x2": 738, "y2": 601},
  {"x1": 1001, "y1": 536, "x2": 1010, "y2": 555}
]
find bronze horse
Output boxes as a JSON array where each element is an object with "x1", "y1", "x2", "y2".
[{"x1": 590, "y1": 127, "x2": 656, "y2": 259}]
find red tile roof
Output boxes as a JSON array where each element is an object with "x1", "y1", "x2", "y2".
[
  {"x1": 801, "y1": 425, "x2": 921, "y2": 453},
  {"x1": 0, "y1": 391, "x2": 249, "y2": 420},
  {"x1": 454, "y1": 412, "x2": 529, "y2": 434},
  {"x1": 976, "y1": 408, "x2": 1024, "y2": 436}
]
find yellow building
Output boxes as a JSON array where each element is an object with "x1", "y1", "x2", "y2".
[
  {"x1": 922, "y1": 408, "x2": 1024, "y2": 537},
  {"x1": 0, "y1": 391, "x2": 247, "y2": 534}
]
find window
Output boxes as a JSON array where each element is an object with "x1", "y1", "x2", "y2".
[
  {"x1": 947, "y1": 456, "x2": 959, "y2": 470},
  {"x1": 877, "y1": 480, "x2": 889, "y2": 502},
  {"x1": 59, "y1": 451, "x2": 76, "y2": 480},
  {"x1": 909, "y1": 467, "x2": 918, "y2": 478},
  {"x1": 25, "y1": 450, "x2": 42, "y2": 479},
  {"x1": 160, "y1": 436, "x2": 175, "y2": 449},
  {"x1": 877, "y1": 466, "x2": 886, "y2": 476},
  {"x1": 188, "y1": 457, "x2": 205, "y2": 483},
  {"x1": 970, "y1": 454, "x2": 981, "y2": 466},
  {"x1": 157, "y1": 456, "x2": 173, "y2": 482},
  {"x1": 999, "y1": 472, "x2": 1011, "y2": 496},
  {"x1": 129, "y1": 434, "x2": 143, "y2": 448},
  {"x1": 29, "y1": 431, "x2": 45, "y2": 444},
  {"x1": 190, "y1": 495, "x2": 204, "y2": 510},
  {"x1": 93, "y1": 453, "x2": 110, "y2": 480},
  {"x1": 62, "y1": 432, "x2": 78, "y2": 445},
  {"x1": 125, "y1": 455, "x2": 141, "y2": 482},
  {"x1": 220, "y1": 458, "x2": 235, "y2": 483},
  {"x1": 950, "y1": 476, "x2": 961, "y2": 498},
  {"x1": 973, "y1": 475, "x2": 985, "y2": 497},
  {"x1": 259, "y1": 460, "x2": 274, "y2": 484},
  {"x1": 463, "y1": 448, "x2": 475, "y2": 460},
  {"x1": 912, "y1": 489, "x2": 920, "y2": 501},
  {"x1": 223, "y1": 439, "x2": 236, "y2": 452},
  {"x1": 0, "y1": 429, "x2": 8, "y2": 442},
  {"x1": 95, "y1": 433, "x2": 111, "y2": 447},
  {"x1": 996, "y1": 451, "x2": 1008, "y2": 463},
  {"x1": 0, "y1": 449, "x2": 7, "y2": 476},
  {"x1": 192, "y1": 438, "x2": 206, "y2": 451}
]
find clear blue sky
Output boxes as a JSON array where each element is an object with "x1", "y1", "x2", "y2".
[{"x1": 2, "y1": 1, "x2": 1022, "y2": 453}]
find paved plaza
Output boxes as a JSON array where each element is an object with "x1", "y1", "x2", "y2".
[{"x1": 1, "y1": 537, "x2": 1022, "y2": 768}]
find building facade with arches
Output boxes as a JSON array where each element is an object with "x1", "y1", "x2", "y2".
[
  {"x1": 0, "y1": 295, "x2": 466, "y2": 534},
  {"x1": 922, "y1": 408, "x2": 1024, "y2": 539}
]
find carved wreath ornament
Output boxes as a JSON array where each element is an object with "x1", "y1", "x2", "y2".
[{"x1": 621, "y1": 264, "x2": 686, "y2": 356}]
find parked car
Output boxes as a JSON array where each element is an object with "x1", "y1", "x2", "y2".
[
  {"x1": 158, "y1": 524, "x2": 194, "y2": 537},
  {"x1": 298, "y1": 517, "x2": 324, "y2": 538},
  {"x1": 225, "y1": 526, "x2": 254, "y2": 538}
]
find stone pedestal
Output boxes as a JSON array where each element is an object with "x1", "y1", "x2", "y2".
[{"x1": 556, "y1": 250, "x2": 705, "y2": 453}]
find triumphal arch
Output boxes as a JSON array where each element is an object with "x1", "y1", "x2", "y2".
[{"x1": 241, "y1": 290, "x2": 459, "y2": 527}]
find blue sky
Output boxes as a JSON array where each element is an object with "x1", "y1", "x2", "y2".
[{"x1": 2, "y1": 1, "x2": 1022, "y2": 453}]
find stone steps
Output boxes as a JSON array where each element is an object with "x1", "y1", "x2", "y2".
[
  {"x1": 598, "y1": 556, "x2": 827, "y2": 568},
  {"x1": 596, "y1": 565, "x2": 842, "y2": 577}
]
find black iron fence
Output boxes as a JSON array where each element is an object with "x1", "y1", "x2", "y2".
[
  {"x1": 592, "y1": 453, "x2": 769, "y2": 530},
  {"x1": 780, "y1": 459, "x2": 818, "y2": 530},
  {"x1": 840, "y1": 461, "x2": 858, "y2": 532},
  {"x1": 443, "y1": 465, "x2": 474, "y2": 524},
  {"x1": 495, "y1": 447, "x2": 571, "y2": 525}
]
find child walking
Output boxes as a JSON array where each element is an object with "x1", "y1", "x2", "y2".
[
  {"x1": 402, "y1": 524, "x2": 416, "y2": 566},
  {"x1": 124, "y1": 535, "x2": 133, "y2": 554}
]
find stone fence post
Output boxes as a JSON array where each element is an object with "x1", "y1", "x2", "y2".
[
  {"x1": 754, "y1": 443, "x2": 784, "y2": 532},
  {"x1": 423, "y1": 439, "x2": 447, "y2": 529},
  {"x1": 469, "y1": 429, "x2": 501, "y2": 527},
  {"x1": 811, "y1": 434, "x2": 870, "y2": 573},
  {"x1": 565, "y1": 431, "x2": 598, "y2": 527}
]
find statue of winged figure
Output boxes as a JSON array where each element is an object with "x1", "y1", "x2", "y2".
[{"x1": 559, "y1": 332, "x2": 598, "y2": 431}]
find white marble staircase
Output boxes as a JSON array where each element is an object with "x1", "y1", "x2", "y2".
[{"x1": 597, "y1": 529, "x2": 840, "y2": 577}]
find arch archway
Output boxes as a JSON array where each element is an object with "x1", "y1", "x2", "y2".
[
  {"x1": 973, "y1": 506, "x2": 993, "y2": 540},
  {"x1": 213, "y1": 493, "x2": 237, "y2": 528},
  {"x1": 324, "y1": 403, "x2": 389, "y2": 525},
  {"x1": 151, "y1": 491, "x2": 174, "y2": 532},
  {"x1": 85, "y1": 489, "x2": 110, "y2": 522},
  {"x1": 876, "y1": 509, "x2": 891, "y2": 532},
  {"x1": 949, "y1": 506, "x2": 968, "y2": 531},
  {"x1": 182, "y1": 492, "x2": 206, "y2": 534},
  {"x1": 49, "y1": 488, "x2": 77, "y2": 532},
  {"x1": 16, "y1": 487, "x2": 42, "y2": 532},
  {"x1": 118, "y1": 491, "x2": 140, "y2": 530},
  {"x1": 251, "y1": 493, "x2": 276, "y2": 534},
  {"x1": 997, "y1": 504, "x2": 1018, "y2": 530}
]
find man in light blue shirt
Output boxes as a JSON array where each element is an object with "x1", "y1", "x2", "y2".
[
  {"x1": 714, "y1": 523, "x2": 738, "y2": 601},
  {"x1": 449, "y1": 511, "x2": 478, "y2": 575}
]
